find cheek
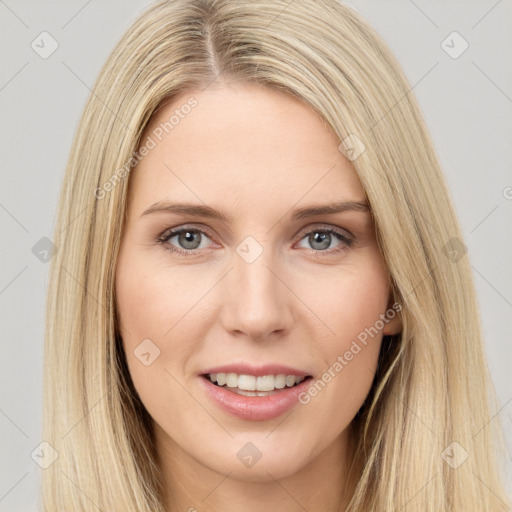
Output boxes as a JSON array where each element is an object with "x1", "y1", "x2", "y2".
[
  {"x1": 115, "y1": 251, "x2": 194, "y2": 405},
  {"x1": 116, "y1": 247, "x2": 204, "y2": 343},
  {"x1": 296, "y1": 254, "x2": 390, "y2": 425},
  {"x1": 307, "y1": 255, "x2": 390, "y2": 346},
  {"x1": 115, "y1": 244, "x2": 234, "y2": 416}
]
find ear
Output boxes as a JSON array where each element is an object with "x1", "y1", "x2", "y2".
[{"x1": 382, "y1": 295, "x2": 403, "y2": 336}]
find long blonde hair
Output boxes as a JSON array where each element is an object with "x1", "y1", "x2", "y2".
[{"x1": 42, "y1": 0, "x2": 510, "y2": 510}]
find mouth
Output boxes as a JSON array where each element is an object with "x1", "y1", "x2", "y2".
[{"x1": 201, "y1": 372, "x2": 313, "y2": 397}]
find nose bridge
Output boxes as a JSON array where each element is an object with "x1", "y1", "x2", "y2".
[{"x1": 221, "y1": 237, "x2": 292, "y2": 339}]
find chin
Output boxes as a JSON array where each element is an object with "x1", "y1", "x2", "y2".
[{"x1": 197, "y1": 433, "x2": 315, "y2": 481}]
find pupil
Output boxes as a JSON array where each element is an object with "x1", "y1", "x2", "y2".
[
  {"x1": 180, "y1": 231, "x2": 200, "y2": 249},
  {"x1": 311, "y1": 232, "x2": 330, "y2": 250}
]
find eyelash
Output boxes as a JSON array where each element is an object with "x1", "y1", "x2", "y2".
[{"x1": 156, "y1": 224, "x2": 354, "y2": 258}]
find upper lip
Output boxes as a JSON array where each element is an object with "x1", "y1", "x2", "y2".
[{"x1": 200, "y1": 363, "x2": 312, "y2": 378}]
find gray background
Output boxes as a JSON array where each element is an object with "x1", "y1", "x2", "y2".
[{"x1": 1, "y1": 1, "x2": 511, "y2": 510}]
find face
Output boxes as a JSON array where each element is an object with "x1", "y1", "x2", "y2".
[{"x1": 115, "y1": 81, "x2": 401, "y2": 484}]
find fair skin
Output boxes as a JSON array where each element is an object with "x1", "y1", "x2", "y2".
[{"x1": 115, "y1": 80, "x2": 402, "y2": 512}]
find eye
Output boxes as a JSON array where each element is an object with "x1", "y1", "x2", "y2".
[
  {"x1": 157, "y1": 224, "x2": 354, "y2": 257},
  {"x1": 157, "y1": 226, "x2": 215, "y2": 255},
  {"x1": 296, "y1": 227, "x2": 353, "y2": 254}
]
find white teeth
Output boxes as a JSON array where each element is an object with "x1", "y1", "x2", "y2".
[
  {"x1": 208, "y1": 372, "x2": 307, "y2": 391},
  {"x1": 238, "y1": 374, "x2": 256, "y2": 391},
  {"x1": 256, "y1": 375, "x2": 275, "y2": 391},
  {"x1": 274, "y1": 374, "x2": 286, "y2": 389},
  {"x1": 225, "y1": 373, "x2": 238, "y2": 387}
]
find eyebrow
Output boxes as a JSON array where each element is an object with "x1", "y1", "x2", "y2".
[{"x1": 141, "y1": 200, "x2": 370, "y2": 221}]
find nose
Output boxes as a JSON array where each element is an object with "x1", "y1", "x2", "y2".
[{"x1": 219, "y1": 247, "x2": 294, "y2": 342}]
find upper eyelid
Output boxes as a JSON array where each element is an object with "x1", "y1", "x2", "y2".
[
  {"x1": 159, "y1": 223, "x2": 216, "y2": 242},
  {"x1": 300, "y1": 224, "x2": 352, "y2": 237}
]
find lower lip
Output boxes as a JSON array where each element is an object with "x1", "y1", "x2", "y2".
[{"x1": 198, "y1": 375, "x2": 313, "y2": 421}]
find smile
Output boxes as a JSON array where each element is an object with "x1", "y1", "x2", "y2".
[
  {"x1": 199, "y1": 373, "x2": 314, "y2": 421},
  {"x1": 205, "y1": 372, "x2": 307, "y2": 396}
]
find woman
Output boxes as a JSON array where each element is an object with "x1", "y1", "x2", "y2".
[{"x1": 42, "y1": 0, "x2": 510, "y2": 510}]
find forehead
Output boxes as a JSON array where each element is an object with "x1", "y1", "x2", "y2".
[{"x1": 128, "y1": 81, "x2": 365, "y2": 214}]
